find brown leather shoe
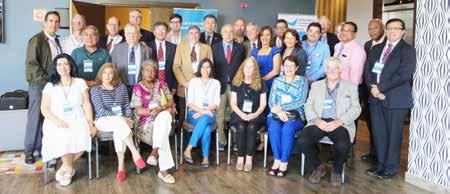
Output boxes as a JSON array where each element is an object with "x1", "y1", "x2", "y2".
[
  {"x1": 308, "y1": 164, "x2": 326, "y2": 184},
  {"x1": 330, "y1": 171, "x2": 342, "y2": 186}
]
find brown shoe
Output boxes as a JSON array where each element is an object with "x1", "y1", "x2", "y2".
[
  {"x1": 308, "y1": 164, "x2": 326, "y2": 184},
  {"x1": 330, "y1": 171, "x2": 342, "y2": 186}
]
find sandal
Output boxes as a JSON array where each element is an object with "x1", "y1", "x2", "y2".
[
  {"x1": 158, "y1": 172, "x2": 175, "y2": 184},
  {"x1": 269, "y1": 168, "x2": 278, "y2": 176},
  {"x1": 116, "y1": 170, "x2": 126, "y2": 182},
  {"x1": 236, "y1": 162, "x2": 244, "y2": 171},
  {"x1": 183, "y1": 153, "x2": 194, "y2": 164},
  {"x1": 147, "y1": 155, "x2": 158, "y2": 166},
  {"x1": 277, "y1": 169, "x2": 288, "y2": 177}
]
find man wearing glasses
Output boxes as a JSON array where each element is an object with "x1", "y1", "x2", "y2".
[
  {"x1": 364, "y1": 18, "x2": 416, "y2": 179},
  {"x1": 99, "y1": 16, "x2": 125, "y2": 53},
  {"x1": 166, "y1": 14, "x2": 183, "y2": 45}
]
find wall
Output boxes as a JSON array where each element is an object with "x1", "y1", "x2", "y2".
[
  {"x1": 405, "y1": 0, "x2": 449, "y2": 192},
  {"x1": 346, "y1": 0, "x2": 373, "y2": 44},
  {"x1": 0, "y1": 0, "x2": 314, "y2": 94}
]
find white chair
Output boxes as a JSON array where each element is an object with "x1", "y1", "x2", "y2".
[
  {"x1": 227, "y1": 125, "x2": 269, "y2": 168},
  {"x1": 43, "y1": 151, "x2": 92, "y2": 184},
  {"x1": 300, "y1": 136, "x2": 345, "y2": 183}
]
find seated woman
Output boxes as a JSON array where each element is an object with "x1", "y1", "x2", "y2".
[
  {"x1": 182, "y1": 58, "x2": 221, "y2": 168},
  {"x1": 230, "y1": 57, "x2": 267, "y2": 172},
  {"x1": 267, "y1": 56, "x2": 308, "y2": 177},
  {"x1": 90, "y1": 63, "x2": 146, "y2": 182},
  {"x1": 41, "y1": 54, "x2": 96, "y2": 186},
  {"x1": 299, "y1": 57, "x2": 361, "y2": 186},
  {"x1": 130, "y1": 60, "x2": 176, "y2": 184}
]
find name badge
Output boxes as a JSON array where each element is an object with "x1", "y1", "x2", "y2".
[
  {"x1": 111, "y1": 105, "x2": 122, "y2": 116},
  {"x1": 314, "y1": 53, "x2": 321, "y2": 57},
  {"x1": 372, "y1": 62, "x2": 384, "y2": 74},
  {"x1": 63, "y1": 102, "x2": 74, "y2": 118},
  {"x1": 323, "y1": 99, "x2": 333, "y2": 109},
  {"x1": 281, "y1": 95, "x2": 292, "y2": 104},
  {"x1": 242, "y1": 99, "x2": 253, "y2": 113},
  {"x1": 128, "y1": 64, "x2": 137, "y2": 75},
  {"x1": 202, "y1": 98, "x2": 209, "y2": 109},
  {"x1": 148, "y1": 102, "x2": 159, "y2": 110},
  {"x1": 158, "y1": 61, "x2": 166, "y2": 70},
  {"x1": 84, "y1": 60, "x2": 93, "y2": 72}
]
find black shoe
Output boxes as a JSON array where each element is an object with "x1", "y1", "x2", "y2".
[
  {"x1": 25, "y1": 154, "x2": 35, "y2": 164},
  {"x1": 377, "y1": 171, "x2": 396, "y2": 179},
  {"x1": 366, "y1": 168, "x2": 383, "y2": 177},
  {"x1": 361, "y1": 154, "x2": 377, "y2": 162}
]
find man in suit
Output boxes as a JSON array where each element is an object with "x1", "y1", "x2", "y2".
[
  {"x1": 149, "y1": 21, "x2": 177, "y2": 95},
  {"x1": 200, "y1": 14, "x2": 222, "y2": 45},
  {"x1": 273, "y1": 19, "x2": 288, "y2": 48},
  {"x1": 119, "y1": 9, "x2": 155, "y2": 47},
  {"x1": 233, "y1": 18, "x2": 248, "y2": 44},
  {"x1": 166, "y1": 14, "x2": 183, "y2": 45},
  {"x1": 243, "y1": 22, "x2": 259, "y2": 57},
  {"x1": 364, "y1": 18, "x2": 416, "y2": 179},
  {"x1": 361, "y1": 18, "x2": 386, "y2": 163},
  {"x1": 98, "y1": 16, "x2": 125, "y2": 54},
  {"x1": 112, "y1": 24, "x2": 152, "y2": 88},
  {"x1": 24, "y1": 11, "x2": 62, "y2": 164},
  {"x1": 173, "y1": 25, "x2": 213, "y2": 128},
  {"x1": 212, "y1": 24, "x2": 246, "y2": 150},
  {"x1": 299, "y1": 57, "x2": 361, "y2": 186}
]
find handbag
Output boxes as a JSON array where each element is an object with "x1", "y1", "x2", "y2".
[{"x1": 272, "y1": 110, "x2": 300, "y2": 121}]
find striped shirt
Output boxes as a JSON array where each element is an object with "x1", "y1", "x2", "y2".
[
  {"x1": 90, "y1": 83, "x2": 132, "y2": 119},
  {"x1": 268, "y1": 75, "x2": 309, "y2": 118}
]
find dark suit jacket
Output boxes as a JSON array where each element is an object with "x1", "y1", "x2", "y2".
[
  {"x1": 111, "y1": 42, "x2": 152, "y2": 85},
  {"x1": 212, "y1": 41, "x2": 246, "y2": 94},
  {"x1": 364, "y1": 39, "x2": 416, "y2": 109},
  {"x1": 281, "y1": 47, "x2": 308, "y2": 76},
  {"x1": 119, "y1": 28, "x2": 155, "y2": 46},
  {"x1": 200, "y1": 32, "x2": 222, "y2": 45},
  {"x1": 364, "y1": 37, "x2": 387, "y2": 56},
  {"x1": 302, "y1": 32, "x2": 340, "y2": 56},
  {"x1": 149, "y1": 40, "x2": 178, "y2": 91},
  {"x1": 98, "y1": 34, "x2": 125, "y2": 50}
]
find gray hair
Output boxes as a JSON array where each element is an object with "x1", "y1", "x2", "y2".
[
  {"x1": 81, "y1": 25, "x2": 99, "y2": 37},
  {"x1": 124, "y1": 23, "x2": 140, "y2": 33},
  {"x1": 325, "y1": 57, "x2": 343, "y2": 71}
]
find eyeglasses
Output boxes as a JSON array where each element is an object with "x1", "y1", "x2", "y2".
[
  {"x1": 341, "y1": 29, "x2": 355, "y2": 33},
  {"x1": 386, "y1": 27, "x2": 404, "y2": 32},
  {"x1": 170, "y1": 21, "x2": 181, "y2": 24}
]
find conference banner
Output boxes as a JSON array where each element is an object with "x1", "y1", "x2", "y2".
[
  {"x1": 277, "y1": 13, "x2": 317, "y2": 39},
  {"x1": 173, "y1": 8, "x2": 219, "y2": 35}
]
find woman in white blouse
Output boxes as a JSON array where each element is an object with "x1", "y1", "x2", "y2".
[{"x1": 183, "y1": 58, "x2": 221, "y2": 168}]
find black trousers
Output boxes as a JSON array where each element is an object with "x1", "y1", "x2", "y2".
[
  {"x1": 299, "y1": 119, "x2": 351, "y2": 173},
  {"x1": 370, "y1": 103, "x2": 408, "y2": 174},
  {"x1": 234, "y1": 118, "x2": 262, "y2": 157},
  {"x1": 358, "y1": 84, "x2": 376, "y2": 156}
]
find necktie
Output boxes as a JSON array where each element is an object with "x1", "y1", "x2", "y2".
[
  {"x1": 190, "y1": 45, "x2": 197, "y2": 63},
  {"x1": 128, "y1": 47, "x2": 136, "y2": 85},
  {"x1": 206, "y1": 35, "x2": 212, "y2": 45},
  {"x1": 382, "y1": 43, "x2": 393, "y2": 64},
  {"x1": 157, "y1": 42, "x2": 167, "y2": 85},
  {"x1": 226, "y1": 45, "x2": 232, "y2": 64},
  {"x1": 54, "y1": 36, "x2": 62, "y2": 54},
  {"x1": 106, "y1": 38, "x2": 113, "y2": 51}
]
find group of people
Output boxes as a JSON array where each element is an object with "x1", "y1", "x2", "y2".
[{"x1": 24, "y1": 8, "x2": 416, "y2": 187}]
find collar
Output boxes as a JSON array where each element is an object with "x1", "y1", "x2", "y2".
[
  {"x1": 128, "y1": 43, "x2": 140, "y2": 50},
  {"x1": 372, "y1": 35, "x2": 385, "y2": 45},
  {"x1": 222, "y1": 40, "x2": 233, "y2": 48},
  {"x1": 155, "y1": 39, "x2": 166, "y2": 46},
  {"x1": 83, "y1": 46, "x2": 98, "y2": 54},
  {"x1": 44, "y1": 30, "x2": 57, "y2": 40},
  {"x1": 386, "y1": 39, "x2": 401, "y2": 48}
]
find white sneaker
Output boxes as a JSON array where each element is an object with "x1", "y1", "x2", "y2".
[
  {"x1": 158, "y1": 172, "x2": 175, "y2": 184},
  {"x1": 146, "y1": 156, "x2": 158, "y2": 166}
]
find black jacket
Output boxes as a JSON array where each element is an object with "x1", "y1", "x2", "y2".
[
  {"x1": 200, "y1": 32, "x2": 222, "y2": 45},
  {"x1": 212, "y1": 41, "x2": 246, "y2": 94}
]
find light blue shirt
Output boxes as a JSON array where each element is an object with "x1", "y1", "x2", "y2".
[{"x1": 302, "y1": 40, "x2": 330, "y2": 81}]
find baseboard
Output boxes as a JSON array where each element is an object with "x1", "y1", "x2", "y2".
[{"x1": 405, "y1": 172, "x2": 450, "y2": 193}]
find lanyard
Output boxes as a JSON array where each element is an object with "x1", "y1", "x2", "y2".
[
  {"x1": 61, "y1": 78, "x2": 72, "y2": 102},
  {"x1": 305, "y1": 41, "x2": 319, "y2": 61}
]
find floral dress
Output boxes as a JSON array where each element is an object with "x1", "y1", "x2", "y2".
[{"x1": 130, "y1": 80, "x2": 173, "y2": 145}]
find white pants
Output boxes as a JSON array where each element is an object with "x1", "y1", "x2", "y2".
[
  {"x1": 94, "y1": 116, "x2": 132, "y2": 153},
  {"x1": 153, "y1": 111, "x2": 175, "y2": 171}
]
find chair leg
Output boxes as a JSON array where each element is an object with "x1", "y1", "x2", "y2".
[
  {"x1": 174, "y1": 133, "x2": 178, "y2": 170},
  {"x1": 342, "y1": 163, "x2": 345, "y2": 183},
  {"x1": 43, "y1": 161, "x2": 48, "y2": 185},
  {"x1": 135, "y1": 139, "x2": 141, "y2": 174},
  {"x1": 88, "y1": 151, "x2": 92, "y2": 179},
  {"x1": 180, "y1": 130, "x2": 184, "y2": 164},
  {"x1": 301, "y1": 153, "x2": 305, "y2": 176},
  {"x1": 227, "y1": 129, "x2": 231, "y2": 165},
  {"x1": 95, "y1": 138, "x2": 99, "y2": 179},
  {"x1": 263, "y1": 133, "x2": 268, "y2": 168},
  {"x1": 216, "y1": 131, "x2": 219, "y2": 165}
]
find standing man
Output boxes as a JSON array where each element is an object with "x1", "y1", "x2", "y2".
[
  {"x1": 173, "y1": 25, "x2": 213, "y2": 126},
  {"x1": 98, "y1": 16, "x2": 125, "y2": 54},
  {"x1": 361, "y1": 18, "x2": 386, "y2": 162},
  {"x1": 364, "y1": 18, "x2": 416, "y2": 179},
  {"x1": 166, "y1": 14, "x2": 183, "y2": 45},
  {"x1": 71, "y1": 25, "x2": 111, "y2": 87},
  {"x1": 112, "y1": 24, "x2": 152, "y2": 87},
  {"x1": 119, "y1": 9, "x2": 155, "y2": 46},
  {"x1": 60, "y1": 14, "x2": 86, "y2": 54},
  {"x1": 24, "y1": 11, "x2": 62, "y2": 164},
  {"x1": 212, "y1": 24, "x2": 246, "y2": 150},
  {"x1": 317, "y1": 16, "x2": 340, "y2": 56},
  {"x1": 273, "y1": 19, "x2": 288, "y2": 48},
  {"x1": 149, "y1": 22, "x2": 177, "y2": 95},
  {"x1": 200, "y1": 14, "x2": 222, "y2": 45},
  {"x1": 233, "y1": 18, "x2": 248, "y2": 44},
  {"x1": 302, "y1": 22, "x2": 331, "y2": 83},
  {"x1": 243, "y1": 22, "x2": 259, "y2": 57}
]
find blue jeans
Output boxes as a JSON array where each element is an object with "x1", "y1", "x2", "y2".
[
  {"x1": 187, "y1": 110, "x2": 216, "y2": 157},
  {"x1": 267, "y1": 116, "x2": 303, "y2": 163}
]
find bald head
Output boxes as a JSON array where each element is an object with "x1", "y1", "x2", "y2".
[
  {"x1": 221, "y1": 24, "x2": 234, "y2": 43},
  {"x1": 318, "y1": 16, "x2": 331, "y2": 34},
  {"x1": 106, "y1": 16, "x2": 120, "y2": 36},
  {"x1": 368, "y1": 18, "x2": 385, "y2": 41},
  {"x1": 72, "y1": 14, "x2": 86, "y2": 32}
]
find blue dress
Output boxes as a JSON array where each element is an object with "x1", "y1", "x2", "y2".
[{"x1": 251, "y1": 47, "x2": 281, "y2": 89}]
